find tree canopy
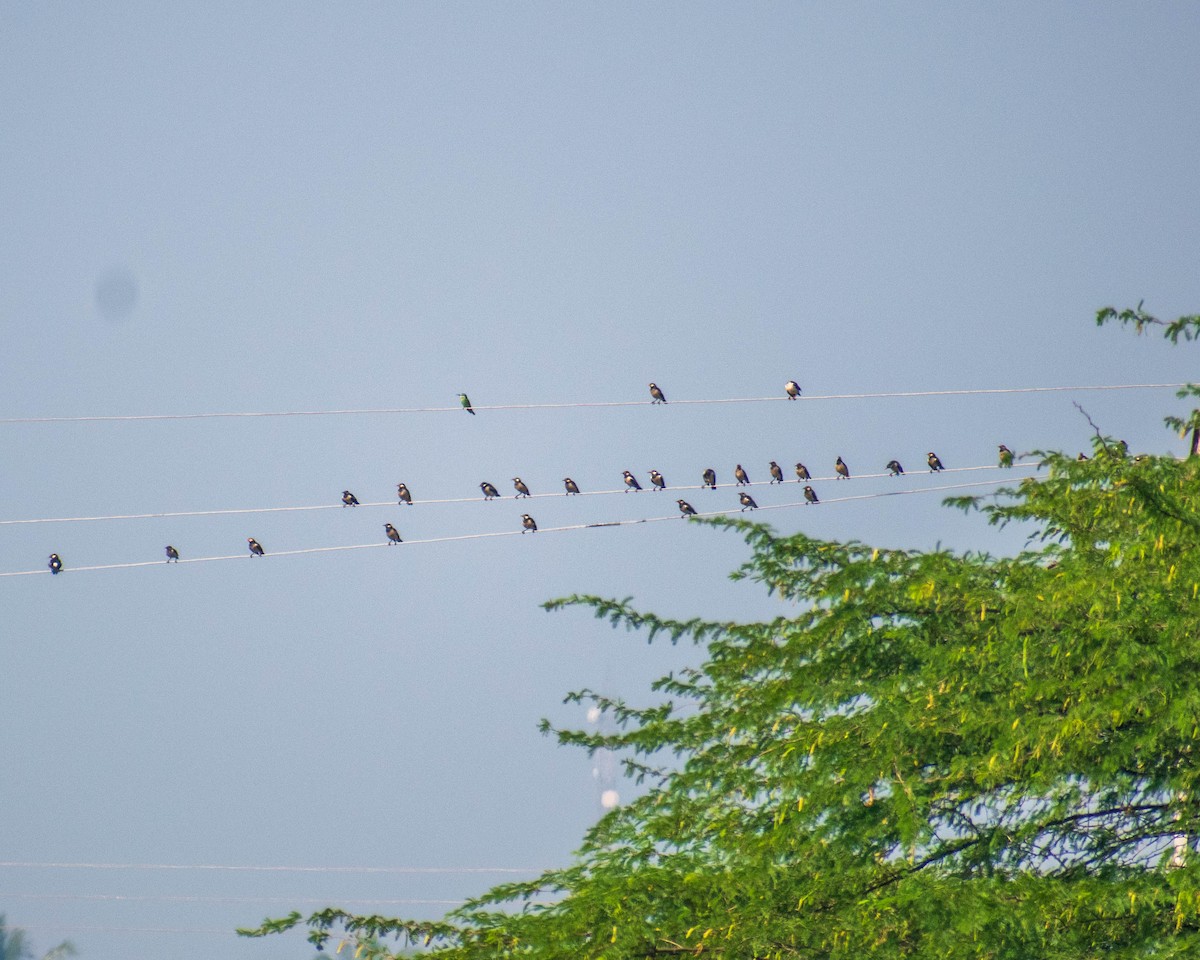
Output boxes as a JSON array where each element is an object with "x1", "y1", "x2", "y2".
[{"x1": 242, "y1": 308, "x2": 1200, "y2": 959}]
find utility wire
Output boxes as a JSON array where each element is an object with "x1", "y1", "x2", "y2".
[
  {"x1": 0, "y1": 891, "x2": 468, "y2": 906},
  {"x1": 0, "y1": 463, "x2": 1035, "y2": 527},
  {"x1": 0, "y1": 477, "x2": 1023, "y2": 579},
  {"x1": 0, "y1": 383, "x2": 1184, "y2": 425},
  {"x1": 0, "y1": 859, "x2": 541, "y2": 874}
]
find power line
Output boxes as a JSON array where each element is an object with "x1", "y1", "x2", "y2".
[
  {"x1": 0, "y1": 859, "x2": 540, "y2": 874},
  {"x1": 0, "y1": 891, "x2": 467, "y2": 906},
  {"x1": 0, "y1": 463, "x2": 1035, "y2": 527},
  {"x1": 0, "y1": 383, "x2": 1184, "y2": 425},
  {"x1": 0, "y1": 477, "x2": 1024, "y2": 579}
]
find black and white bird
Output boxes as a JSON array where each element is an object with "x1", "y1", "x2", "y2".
[
  {"x1": 677, "y1": 499, "x2": 697, "y2": 517},
  {"x1": 739, "y1": 491, "x2": 758, "y2": 511},
  {"x1": 927, "y1": 452, "x2": 945, "y2": 472},
  {"x1": 623, "y1": 470, "x2": 642, "y2": 491},
  {"x1": 481, "y1": 481, "x2": 500, "y2": 500},
  {"x1": 886, "y1": 460, "x2": 904, "y2": 476},
  {"x1": 248, "y1": 538, "x2": 265, "y2": 557},
  {"x1": 649, "y1": 382, "x2": 667, "y2": 404},
  {"x1": 650, "y1": 470, "x2": 666, "y2": 491},
  {"x1": 804, "y1": 485, "x2": 819, "y2": 504},
  {"x1": 769, "y1": 461, "x2": 783, "y2": 484},
  {"x1": 385, "y1": 523, "x2": 403, "y2": 544},
  {"x1": 702, "y1": 468, "x2": 717, "y2": 489},
  {"x1": 397, "y1": 483, "x2": 413, "y2": 505},
  {"x1": 785, "y1": 380, "x2": 801, "y2": 400},
  {"x1": 835, "y1": 457, "x2": 850, "y2": 479},
  {"x1": 165, "y1": 545, "x2": 180, "y2": 562},
  {"x1": 795, "y1": 462, "x2": 811, "y2": 481},
  {"x1": 735, "y1": 464, "x2": 750, "y2": 486},
  {"x1": 564, "y1": 478, "x2": 581, "y2": 495},
  {"x1": 48, "y1": 553, "x2": 63, "y2": 574},
  {"x1": 342, "y1": 490, "x2": 360, "y2": 507},
  {"x1": 521, "y1": 514, "x2": 538, "y2": 533},
  {"x1": 513, "y1": 477, "x2": 531, "y2": 498}
]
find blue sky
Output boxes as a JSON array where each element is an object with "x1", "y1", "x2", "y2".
[{"x1": 2, "y1": 3, "x2": 1199, "y2": 957}]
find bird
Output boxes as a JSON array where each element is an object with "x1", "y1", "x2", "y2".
[
  {"x1": 649, "y1": 382, "x2": 667, "y2": 404},
  {"x1": 886, "y1": 460, "x2": 904, "y2": 476},
  {"x1": 564, "y1": 477, "x2": 581, "y2": 495},
  {"x1": 998, "y1": 444, "x2": 1014, "y2": 468},
  {"x1": 480, "y1": 481, "x2": 500, "y2": 499},
  {"x1": 927, "y1": 452, "x2": 945, "y2": 472},
  {"x1": 795, "y1": 462, "x2": 810, "y2": 481},
  {"x1": 769, "y1": 461, "x2": 783, "y2": 484},
  {"x1": 342, "y1": 490, "x2": 360, "y2": 507},
  {"x1": 48, "y1": 554, "x2": 62, "y2": 574},
  {"x1": 623, "y1": 470, "x2": 642, "y2": 491},
  {"x1": 785, "y1": 380, "x2": 801, "y2": 400},
  {"x1": 835, "y1": 457, "x2": 850, "y2": 479},
  {"x1": 1077, "y1": 452, "x2": 1089, "y2": 461},
  {"x1": 702, "y1": 468, "x2": 717, "y2": 489},
  {"x1": 739, "y1": 491, "x2": 758, "y2": 511},
  {"x1": 248, "y1": 538, "x2": 264, "y2": 557},
  {"x1": 513, "y1": 477, "x2": 531, "y2": 498},
  {"x1": 650, "y1": 470, "x2": 666, "y2": 491},
  {"x1": 397, "y1": 483, "x2": 413, "y2": 505},
  {"x1": 458, "y1": 393, "x2": 475, "y2": 415},
  {"x1": 521, "y1": 513, "x2": 538, "y2": 533},
  {"x1": 735, "y1": 464, "x2": 750, "y2": 485},
  {"x1": 165, "y1": 545, "x2": 180, "y2": 562},
  {"x1": 804, "y1": 485, "x2": 819, "y2": 504},
  {"x1": 385, "y1": 523, "x2": 402, "y2": 545},
  {"x1": 677, "y1": 499, "x2": 697, "y2": 517}
]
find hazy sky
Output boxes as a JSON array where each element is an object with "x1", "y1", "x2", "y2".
[{"x1": 2, "y1": 3, "x2": 1198, "y2": 957}]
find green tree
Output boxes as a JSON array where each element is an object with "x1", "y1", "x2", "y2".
[
  {"x1": 243, "y1": 309, "x2": 1200, "y2": 959},
  {"x1": 0, "y1": 917, "x2": 75, "y2": 960}
]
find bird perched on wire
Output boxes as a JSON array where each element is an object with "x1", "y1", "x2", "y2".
[
  {"x1": 397, "y1": 483, "x2": 413, "y2": 505},
  {"x1": 564, "y1": 478, "x2": 581, "y2": 495},
  {"x1": 702, "y1": 468, "x2": 717, "y2": 489},
  {"x1": 165, "y1": 545, "x2": 180, "y2": 562},
  {"x1": 795, "y1": 462, "x2": 810, "y2": 481},
  {"x1": 677, "y1": 499, "x2": 697, "y2": 517},
  {"x1": 650, "y1": 470, "x2": 666, "y2": 491},
  {"x1": 804, "y1": 485, "x2": 819, "y2": 504},
  {"x1": 998, "y1": 444, "x2": 1014, "y2": 468},
  {"x1": 248, "y1": 538, "x2": 265, "y2": 557},
  {"x1": 735, "y1": 464, "x2": 750, "y2": 486},
  {"x1": 769, "y1": 461, "x2": 783, "y2": 483},
  {"x1": 886, "y1": 460, "x2": 904, "y2": 476},
  {"x1": 623, "y1": 470, "x2": 642, "y2": 491},
  {"x1": 927, "y1": 452, "x2": 945, "y2": 472},
  {"x1": 739, "y1": 491, "x2": 758, "y2": 511},
  {"x1": 480, "y1": 481, "x2": 500, "y2": 500},
  {"x1": 521, "y1": 514, "x2": 538, "y2": 533},
  {"x1": 385, "y1": 523, "x2": 402, "y2": 544},
  {"x1": 458, "y1": 393, "x2": 475, "y2": 415},
  {"x1": 835, "y1": 457, "x2": 850, "y2": 479},
  {"x1": 649, "y1": 382, "x2": 667, "y2": 404},
  {"x1": 342, "y1": 490, "x2": 360, "y2": 507},
  {"x1": 785, "y1": 380, "x2": 801, "y2": 400},
  {"x1": 48, "y1": 554, "x2": 63, "y2": 574},
  {"x1": 513, "y1": 477, "x2": 531, "y2": 498}
]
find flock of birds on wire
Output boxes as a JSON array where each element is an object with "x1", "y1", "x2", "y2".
[{"x1": 39, "y1": 381, "x2": 1021, "y2": 576}]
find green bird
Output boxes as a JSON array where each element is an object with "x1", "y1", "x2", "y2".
[
  {"x1": 998, "y1": 444, "x2": 1014, "y2": 468},
  {"x1": 458, "y1": 393, "x2": 475, "y2": 415}
]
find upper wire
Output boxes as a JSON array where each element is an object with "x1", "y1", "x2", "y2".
[{"x1": 0, "y1": 383, "x2": 1184, "y2": 425}]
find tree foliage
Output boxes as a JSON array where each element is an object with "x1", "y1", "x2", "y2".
[{"x1": 242, "y1": 307, "x2": 1200, "y2": 958}]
